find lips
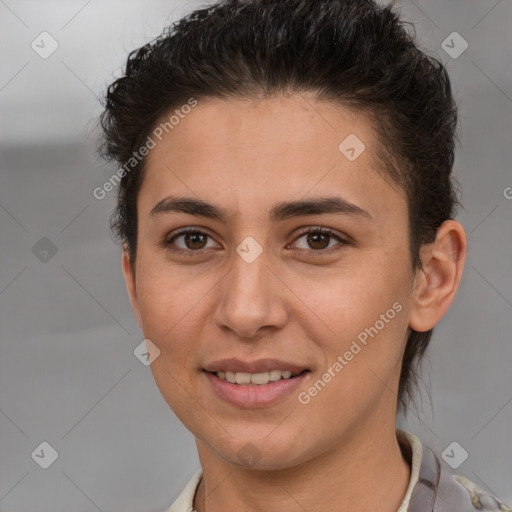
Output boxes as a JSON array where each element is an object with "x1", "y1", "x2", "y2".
[
  {"x1": 204, "y1": 368, "x2": 310, "y2": 408},
  {"x1": 216, "y1": 369, "x2": 307, "y2": 385},
  {"x1": 203, "y1": 357, "x2": 308, "y2": 374},
  {"x1": 202, "y1": 357, "x2": 311, "y2": 407}
]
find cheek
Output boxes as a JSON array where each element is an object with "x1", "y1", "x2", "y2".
[
  {"x1": 299, "y1": 259, "x2": 403, "y2": 337},
  {"x1": 134, "y1": 256, "x2": 195, "y2": 352},
  {"x1": 136, "y1": 248, "x2": 195, "y2": 320},
  {"x1": 300, "y1": 257, "x2": 410, "y2": 393},
  {"x1": 134, "y1": 256, "x2": 226, "y2": 388}
]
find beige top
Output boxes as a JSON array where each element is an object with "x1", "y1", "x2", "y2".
[{"x1": 166, "y1": 428, "x2": 423, "y2": 512}]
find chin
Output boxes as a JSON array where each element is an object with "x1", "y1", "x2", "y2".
[{"x1": 210, "y1": 431, "x2": 311, "y2": 471}]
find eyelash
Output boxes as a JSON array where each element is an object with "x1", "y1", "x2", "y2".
[{"x1": 162, "y1": 226, "x2": 348, "y2": 256}]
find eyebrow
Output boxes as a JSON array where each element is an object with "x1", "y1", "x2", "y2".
[{"x1": 149, "y1": 195, "x2": 374, "y2": 222}]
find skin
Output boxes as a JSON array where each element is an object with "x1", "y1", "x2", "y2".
[{"x1": 121, "y1": 94, "x2": 467, "y2": 512}]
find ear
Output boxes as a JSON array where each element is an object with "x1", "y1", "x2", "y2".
[
  {"x1": 409, "y1": 220, "x2": 467, "y2": 332},
  {"x1": 121, "y1": 244, "x2": 142, "y2": 329}
]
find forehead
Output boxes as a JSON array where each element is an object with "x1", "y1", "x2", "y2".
[
  {"x1": 149, "y1": 95, "x2": 376, "y2": 158},
  {"x1": 138, "y1": 95, "x2": 406, "y2": 222}
]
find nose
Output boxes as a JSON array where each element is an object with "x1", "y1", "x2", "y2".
[{"x1": 213, "y1": 246, "x2": 291, "y2": 340}]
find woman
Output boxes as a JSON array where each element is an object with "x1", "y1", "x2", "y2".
[{"x1": 97, "y1": 1, "x2": 511, "y2": 510}]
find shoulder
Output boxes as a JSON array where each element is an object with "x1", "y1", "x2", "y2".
[
  {"x1": 450, "y1": 473, "x2": 512, "y2": 512},
  {"x1": 410, "y1": 443, "x2": 511, "y2": 512}
]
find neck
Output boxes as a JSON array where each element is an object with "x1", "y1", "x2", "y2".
[{"x1": 193, "y1": 420, "x2": 411, "y2": 512}]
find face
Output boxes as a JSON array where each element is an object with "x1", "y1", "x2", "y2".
[{"x1": 123, "y1": 94, "x2": 426, "y2": 469}]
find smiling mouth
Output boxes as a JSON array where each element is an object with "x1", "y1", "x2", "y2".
[{"x1": 206, "y1": 369, "x2": 309, "y2": 385}]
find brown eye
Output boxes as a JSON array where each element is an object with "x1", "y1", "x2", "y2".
[
  {"x1": 306, "y1": 231, "x2": 331, "y2": 250},
  {"x1": 163, "y1": 228, "x2": 217, "y2": 253},
  {"x1": 162, "y1": 226, "x2": 347, "y2": 256},
  {"x1": 182, "y1": 231, "x2": 208, "y2": 250},
  {"x1": 291, "y1": 227, "x2": 348, "y2": 253}
]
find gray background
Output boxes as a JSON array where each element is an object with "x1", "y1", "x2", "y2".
[{"x1": 0, "y1": 0, "x2": 510, "y2": 510}]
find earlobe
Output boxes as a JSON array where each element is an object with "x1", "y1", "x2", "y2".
[
  {"x1": 408, "y1": 220, "x2": 467, "y2": 332},
  {"x1": 121, "y1": 245, "x2": 142, "y2": 328}
]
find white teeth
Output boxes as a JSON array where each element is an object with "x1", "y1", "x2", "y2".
[
  {"x1": 215, "y1": 369, "x2": 300, "y2": 385},
  {"x1": 235, "y1": 372, "x2": 251, "y2": 384},
  {"x1": 269, "y1": 369, "x2": 282, "y2": 381},
  {"x1": 250, "y1": 372, "x2": 270, "y2": 385}
]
